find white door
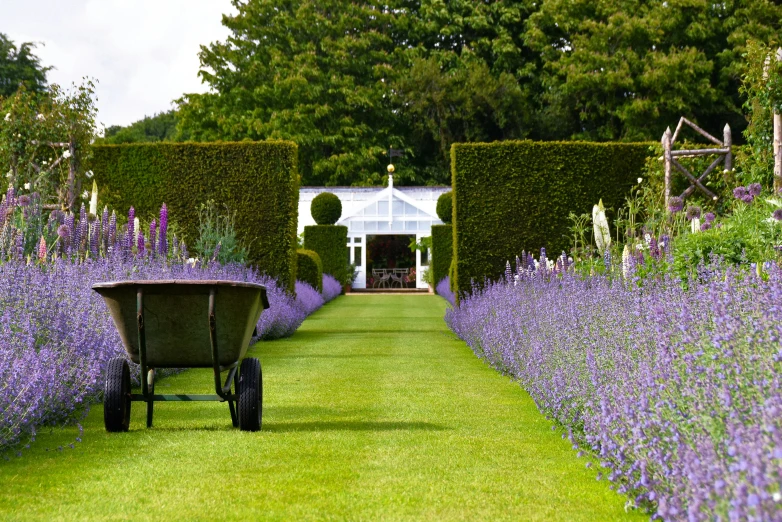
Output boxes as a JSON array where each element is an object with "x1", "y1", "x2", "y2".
[{"x1": 347, "y1": 235, "x2": 366, "y2": 288}]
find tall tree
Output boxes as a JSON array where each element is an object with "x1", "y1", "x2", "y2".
[
  {"x1": 100, "y1": 110, "x2": 181, "y2": 144},
  {"x1": 178, "y1": 0, "x2": 402, "y2": 186},
  {"x1": 0, "y1": 33, "x2": 50, "y2": 97},
  {"x1": 523, "y1": 0, "x2": 782, "y2": 141}
]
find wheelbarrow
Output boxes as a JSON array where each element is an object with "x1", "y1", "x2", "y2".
[{"x1": 92, "y1": 280, "x2": 269, "y2": 432}]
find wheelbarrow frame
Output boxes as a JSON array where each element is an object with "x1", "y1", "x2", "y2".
[{"x1": 94, "y1": 280, "x2": 269, "y2": 431}]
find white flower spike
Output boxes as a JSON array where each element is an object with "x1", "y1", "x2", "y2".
[
  {"x1": 89, "y1": 181, "x2": 98, "y2": 216},
  {"x1": 3, "y1": 113, "x2": 10, "y2": 122},
  {"x1": 691, "y1": 217, "x2": 701, "y2": 234},
  {"x1": 592, "y1": 199, "x2": 611, "y2": 255}
]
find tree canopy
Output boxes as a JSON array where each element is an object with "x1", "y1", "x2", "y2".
[
  {"x1": 145, "y1": 0, "x2": 782, "y2": 185},
  {"x1": 0, "y1": 33, "x2": 50, "y2": 97}
]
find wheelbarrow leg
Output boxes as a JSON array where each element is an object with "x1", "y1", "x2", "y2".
[
  {"x1": 228, "y1": 368, "x2": 238, "y2": 428},
  {"x1": 146, "y1": 368, "x2": 155, "y2": 428}
]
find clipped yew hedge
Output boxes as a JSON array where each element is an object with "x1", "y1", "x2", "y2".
[
  {"x1": 296, "y1": 249, "x2": 323, "y2": 293},
  {"x1": 451, "y1": 140, "x2": 651, "y2": 296},
  {"x1": 303, "y1": 225, "x2": 348, "y2": 284},
  {"x1": 430, "y1": 224, "x2": 453, "y2": 287},
  {"x1": 89, "y1": 142, "x2": 299, "y2": 291}
]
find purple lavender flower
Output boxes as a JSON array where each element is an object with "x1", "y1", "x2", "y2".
[
  {"x1": 127, "y1": 207, "x2": 135, "y2": 252},
  {"x1": 108, "y1": 211, "x2": 117, "y2": 247},
  {"x1": 748, "y1": 183, "x2": 762, "y2": 197},
  {"x1": 159, "y1": 203, "x2": 168, "y2": 255},
  {"x1": 149, "y1": 219, "x2": 156, "y2": 256},
  {"x1": 685, "y1": 206, "x2": 701, "y2": 221},
  {"x1": 90, "y1": 221, "x2": 99, "y2": 257},
  {"x1": 137, "y1": 231, "x2": 145, "y2": 255},
  {"x1": 668, "y1": 197, "x2": 684, "y2": 213}
]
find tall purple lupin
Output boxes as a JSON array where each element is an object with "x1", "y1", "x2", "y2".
[
  {"x1": 159, "y1": 203, "x2": 168, "y2": 255},
  {"x1": 127, "y1": 207, "x2": 135, "y2": 253}
]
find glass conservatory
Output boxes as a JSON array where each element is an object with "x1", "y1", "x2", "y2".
[{"x1": 298, "y1": 177, "x2": 449, "y2": 289}]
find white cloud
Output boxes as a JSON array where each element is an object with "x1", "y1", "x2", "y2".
[{"x1": 3, "y1": 0, "x2": 236, "y2": 127}]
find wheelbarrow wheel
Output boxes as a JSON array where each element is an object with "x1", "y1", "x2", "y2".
[
  {"x1": 238, "y1": 357, "x2": 262, "y2": 431},
  {"x1": 104, "y1": 357, "x2": 131, "y2": 432}
]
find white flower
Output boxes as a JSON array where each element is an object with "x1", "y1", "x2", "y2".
[
  {"x1": 622, "y1": 245, "x2": 632, "y2": 278},
  {"x1": 36, "y1": 113, "x2": 45, "y2": 121},
  {"x1": 5, "y1": 169, "x2": 12, "y2": 179},
  {"x1": 85, "y1": 170, "x2": 94, "y2": 179},
  {"x1": 23, "y1": 183, "x2": 30, "y2": 190},
  {"x1": 134, "y1": 217, "x2": 140, "y2": 243},
  {"x1": 773, "y1": 492, "x2": 782, "y2": 503},
  {"x1": 637, "y1": 177, "x2": 643, "y2": 184},
  {"x1": 186, "y1": 257, "x2": 197, "y2": 267},
  {"x1": 592, "y1": 199, "x2": 611, "y2": 255},
  {"x1": 89, "y1": 181, "x2": 98, "y2": 216},
  {"x1": 644, "y1": 233, "x2": 652, "y2": 245},
  {"x1": 82, "y1": 190, "x2": 89, "y2": 200},
  {"x1": 691, "y1": 217, "x2": 701, "y2": 234},
  {"x1": 62, "y1": 150, "x2": 72, "y2": 159},
  {"x1": 723, "y1": 169, "x2": 729, "y2": 174},
  {"x1": 3, "y1": 113, "x2": 10, "y2": 122}
]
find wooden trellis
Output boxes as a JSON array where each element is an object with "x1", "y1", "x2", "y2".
[{"x1": 662, "y1": 117, "x2": 732, "y2": 208}]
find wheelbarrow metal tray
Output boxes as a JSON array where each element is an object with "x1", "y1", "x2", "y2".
[{"x1": 92, "y1": 280, "x2": 269, "y2": 368}]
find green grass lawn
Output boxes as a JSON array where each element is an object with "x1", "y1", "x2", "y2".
[{"x1": 0, "y1": 295, "x2": 644, "y2": 521}]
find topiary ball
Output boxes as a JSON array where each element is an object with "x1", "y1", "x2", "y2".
[
  {"x1": 311, "y1": 192, "x2": 342, "y2": 225},
  {"x1": 436, "y1": 191, "x2": 453, "y2": 224}
]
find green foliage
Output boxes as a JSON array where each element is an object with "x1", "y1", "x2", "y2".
[
  {"x1": 436, "y1": 191, "x2": 453, "y2": 224},
  {"x1": 89, "y1": 142, "x2": 299, "y2": 291},
  {"x1": 303, "y1": 225, "x2": 348, "y2": 284},
  {"x1": 525, "y1": 0, "x2": 782, "y2": 141},
  {"x1": 174, "y1": 0, "x2": 781, "y2": 186},
  {"x1": 193, "y1": 199, "x2": 248, "y2": 264},
  {"x1": 310, "y1": 192, "x2": 342, "y2": 225},
  {"x1": 430, "y1": 224, "x2": 453, "y2": 287},
  {"x1": 0, "y1": 80, "x2": 98, "y2": 209},
  {"x1": 0, "y1": 34, "x2": 49, "y2": 97},
  {"x1": 296, "y1": 248, "x2": 323, "y2": 293},
  {"x1": 451, "y1": 141, "x2": 650, "y2": 295},
  {"x1": 99, "y1": 111, "x2": 182, "y2": 144},
  {"x1": 737, "y1": 40, "x2": 782, "y2": 187}
]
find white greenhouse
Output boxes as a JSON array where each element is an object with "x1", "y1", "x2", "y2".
[{"x1": 298, "y1": 177, "x2": 449, "y2": 289}]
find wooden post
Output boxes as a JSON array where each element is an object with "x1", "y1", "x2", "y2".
[
  {"x1": 663, "y1": 127, "x2": 672, "y2": 210},
  {"x1": 723, "y1": 123, "x2": 732, "y2": 172},
  {"x1": 775, "y1": 48, "x2": 782, "y2": 193}
]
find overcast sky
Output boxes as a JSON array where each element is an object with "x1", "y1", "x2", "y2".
[{"x1": 3, "y1": 0, "x2": 236, "y2": 129}]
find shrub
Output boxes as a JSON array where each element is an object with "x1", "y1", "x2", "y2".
[
  {"x1": 310, "y1": 192, "x2": 342, "y2": 225},
  {"x1": 303, "y1": 225, "x2": 348, "y2": 284},
  {"x1": 296, "y1": 249, "x2": 323, "y2": 293},
  {"x1": 293, "y1": 280, "x2": 325, "y2": 316},
  {"x1": 451, "y1": 140, "x2": 650, "y2": 296},
  {"x1": 430, "y1": 224, "x2": 453, "y2": 288},
  {"x1": 194, "y1": 200, "x2": 248, "y2": 264},
  {"x1": 321, "y1": 274, "x2": 342, "y2": 302},
  {"x1": 436, "y1": 191, "x2": 453, "y2": 223},
  {"x1": 89, "y1": 142, "x2": 299, "y2": 291}
]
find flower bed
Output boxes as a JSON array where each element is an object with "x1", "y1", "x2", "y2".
[
  {"x1": 446, "y1": 266, "x2": 782, "y2": 520},
  {"x1": 0, "y1": 256, "x2": 331, "y2": 453}
]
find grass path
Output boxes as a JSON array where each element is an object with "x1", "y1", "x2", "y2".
[{"x1": 0, "y1": 295, "x2": 642, "y2": 521}]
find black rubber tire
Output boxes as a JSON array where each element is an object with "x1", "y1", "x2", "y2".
[
  {"x1": 104, "y1": 357, "x2": 131, "y2": 432},
  {"x1": 238, "y1": 358, "x2": 262, "y2": 432}
]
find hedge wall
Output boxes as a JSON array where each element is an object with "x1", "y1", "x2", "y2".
[
  {"x1": 89, "y1": 142, "x2": 299, "y2": 291},
  {"x1": 296, "y1": 249, "x2": 323, "y2": 293},
  {"x1": 451, "y1": 140, "x2": 651, "y2": 296},
  {"x1": 430, "y1": 224, "x2": 453, "y2": 287},
  {"x1": 303, "y1": 225, "x2": 348, "y2": 284}
]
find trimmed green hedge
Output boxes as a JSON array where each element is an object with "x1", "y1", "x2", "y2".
[
  {"x1": 303, "y1": 225, "x2": 348, "y2": 284},
  {"x1": 451, "y1": 140, "x2": 651, "y2": 296},
  {"x1": 89, "y1": 142, "x2": 299, "y2": 291},
  {"x1": 310, "y1": 192, "x2": 342, "y2": 225},
  {"x1": 296, "y1": 249, "x2": 323, "y2": 293},
  {"x1": 430, "y1": 224, "x2": 453, "y2": 286}
]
